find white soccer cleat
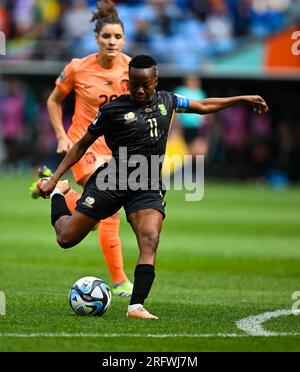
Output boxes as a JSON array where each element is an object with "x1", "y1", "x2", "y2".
[{"x1": 127, "y1": 305, "x2": 159, "y2": 319}]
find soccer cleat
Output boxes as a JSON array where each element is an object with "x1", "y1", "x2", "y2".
[
  {"x1": 30, "y1": 165, "x2": 53, "y2": 199},
  {"x1": 38, "y1": 165, "x2": 53, "y2": 178},
  {"x1": 30, "y1": 181, "x2": 42, "y2": 199},
  {"x1": 127, "y1": 305, "x2": 159, "y2": 319},
  {"x1": 112, "y1": 280, "x2": 133, "y2": 297}
]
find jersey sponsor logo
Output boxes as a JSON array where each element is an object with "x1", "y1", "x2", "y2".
[
  {"x1": 145, "y1": 107, "x2": 153, "y2": 113},
  {"x1": 124, "y1": 112, "x2": 137, "y2": 124},
  {"x1": 82, "y1": 196, "x2": 95, "y2": 208},
  {"x1": 158, "y1": 104, "x2": 167, "y2": 116}
]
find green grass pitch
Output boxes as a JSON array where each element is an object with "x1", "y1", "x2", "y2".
[{"x1": 1, "y1": 173, "x2": 300, "y2": 352}]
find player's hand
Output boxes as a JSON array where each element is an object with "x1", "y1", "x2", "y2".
[
  {"x1": 57, "y1": 137, "x2": 73, "y2": 156},
  {"x1": 242, "y1": 96, "x2": 269, "y2": 114},
  {"x1": 38, "y1": 177, "x2": 57, "y2": 199}
]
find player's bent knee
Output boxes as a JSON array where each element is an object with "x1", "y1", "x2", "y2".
[
  {"x1": 57, "y1": 239, "x2": 74, "y2": 249},
  {"x1": 57, "y1": 233, "x2": 78, "y2": 249}
]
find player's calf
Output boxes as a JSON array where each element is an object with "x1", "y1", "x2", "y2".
[
  {"x1": 52, "y1": 198, "x2": 98, "y2": 250},
  {"x1": 136, "y1": 229, "x2": 160, "y2": 265},
  {"x1": 128, "y1": 209, "x2": 162, "y2": 265}
]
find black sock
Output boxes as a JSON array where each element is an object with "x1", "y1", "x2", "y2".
[
  {"x1": 51, "y1": 194, "x2": 71, "y2": 226},
  {"x1": 130, "y1": 264, "x2": 155, "y2": 305}
]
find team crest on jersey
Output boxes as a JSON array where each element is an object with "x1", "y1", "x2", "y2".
[
  {"x1": 158, "y1": 104, "x2": 167, "y2": 116},
  {"x1": 124, "y1": 112, "x2": 136, "y2": 124},
  {"x1": 82, "y1": 197, "x2": 95, "y2": 208}
]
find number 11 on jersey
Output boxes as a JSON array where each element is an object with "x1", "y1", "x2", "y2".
[{"x1": 148, "y1": 118, "x2": 158, "y2": 138}]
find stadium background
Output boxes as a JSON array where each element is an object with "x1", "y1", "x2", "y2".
[
  {"x1": 1, "y1": 0, "x2": 300, "y2": 352},
  {"x1": 1, "y1": 0, "x2": 300, "y2": 184}
]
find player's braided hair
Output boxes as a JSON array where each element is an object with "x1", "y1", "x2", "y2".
[
  {"x1": 91, "y1": 0, "x2": 124, "y2": 34},
  {"x1": 129, "y1": 55, "x2": 157, "y2": 69}
]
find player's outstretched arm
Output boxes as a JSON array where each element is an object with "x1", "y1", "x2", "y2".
[
  {"x1": 39, "y1": 132, "x2": 97, "y2": 198},
  {"x1": 188, "y1": 95, "x2": 268, "y2": 115},
  {"x1": 47, "y1": 87, "x2": 74, "y2": 156}
]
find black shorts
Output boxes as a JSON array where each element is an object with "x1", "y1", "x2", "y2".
[{"x1": 75, "y1": 166, "x2": 166, "y2": 221}]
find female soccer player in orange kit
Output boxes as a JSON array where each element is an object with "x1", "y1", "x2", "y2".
[{"x1": 45, "y1": 0, "x2": 132, "y2": 296}]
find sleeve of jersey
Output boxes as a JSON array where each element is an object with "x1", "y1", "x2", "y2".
[
  {"x1": 55, "y1": 61, "x2": 75, "y2": 95},
  {"x1": 174, "y1": 93, "x2": 191, "y2": 113},
  {"x1": 87, "y1": 109, "x2": 111, "y2": 138}
]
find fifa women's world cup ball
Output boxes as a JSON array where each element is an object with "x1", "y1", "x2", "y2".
[{"x1": 69, "y1": 276, "x2": 112, "y2": 316}]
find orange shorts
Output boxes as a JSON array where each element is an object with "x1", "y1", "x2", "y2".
[{"x1": 71, "y1": 148, "x2": 112, "y2": 185}]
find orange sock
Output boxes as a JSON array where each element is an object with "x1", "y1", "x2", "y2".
[
  {"x1": 65, "y1": 189, "x2": 81, "y2": 213},
  {"x1": 99, "y1": 216, "x2": 128, "y2": 284}
]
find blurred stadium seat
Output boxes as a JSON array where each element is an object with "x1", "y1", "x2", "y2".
[
  {"x1": 0, "y1": 0, "x2": 298, "y2": 71},
  {"x1": 0, "y1": 0, "x2": 300, "y2": 185}
]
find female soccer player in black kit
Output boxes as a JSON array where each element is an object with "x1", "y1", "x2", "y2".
[{"x1": 38, "y1": 55, "x2": 268, "y2": 319}]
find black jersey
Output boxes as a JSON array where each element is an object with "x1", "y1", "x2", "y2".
[
  {"x1": 87, "y1": 90, "x2": 189, "y2": 190},
  {"x1": 88, "y1": 91, "x2": 180, "y2": 159}
]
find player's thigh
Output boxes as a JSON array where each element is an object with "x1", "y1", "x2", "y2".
[{"x1": 127, "y1": 209, "x2": 163, "y2": 243}]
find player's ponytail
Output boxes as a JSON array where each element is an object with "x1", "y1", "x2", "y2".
[{"x1": 91, "y1": 0, "x2": 124, "y2": 34}]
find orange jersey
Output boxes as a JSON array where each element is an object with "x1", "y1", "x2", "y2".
[{"x1": 56, "y1": 52, "x2": 130, "y2": 157}]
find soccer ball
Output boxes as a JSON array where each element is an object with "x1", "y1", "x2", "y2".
[{"x1": 69, "y1": 276, "x2": 112, "y2": 316}]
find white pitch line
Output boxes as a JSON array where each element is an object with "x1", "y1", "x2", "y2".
[
  {"x1": 236, "y1": 309, "x2": 300, "y2": 336},
  {"x1": 0, "y1": 332, "x2": 242, "y2": 338},
  {"x1": 1, "y1": 309, "x2": 300, "y2": 339},
  {"x1": 1, "y1": 331, "x2": 300, "y2": 339}
]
